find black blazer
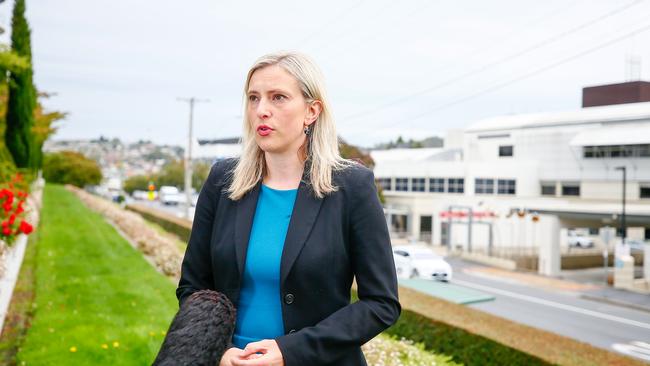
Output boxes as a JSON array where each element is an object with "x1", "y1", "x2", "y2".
[{"x1": 176, "y1": 158, "x2": 401, "y2": 366}]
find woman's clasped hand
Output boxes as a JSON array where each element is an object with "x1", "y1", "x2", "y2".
[{"x1": 220, "y1": 339, "x2": 284, "y2": 366}]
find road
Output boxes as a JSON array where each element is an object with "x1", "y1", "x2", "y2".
[
  {"x1": 131, "y1": 198, "x2": 196, "y2": 220},
  {"x1": 445, "y1": 257, "x2": 650, "y2": 362}
]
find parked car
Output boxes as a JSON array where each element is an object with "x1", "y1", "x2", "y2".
[
  {"x1": 392, "y1": 245, "x2": 452, "y2": 282},
  {"x1": 158, "y1": 186, "x2": 181, "y2": 205},
  {"x1": 567, "y1": 231, "x2": 594, "y2": 248}
]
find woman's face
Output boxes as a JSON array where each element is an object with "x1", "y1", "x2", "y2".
[{"x1": 247, "y1": 65, "x2": 320, "y2": 157}]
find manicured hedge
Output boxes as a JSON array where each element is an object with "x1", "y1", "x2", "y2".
[
  {"x1": 385, "y1": 307, "x2": 548, "y2": 365},
  {"x1": 351, "y1": 291, "x2": 548, "y2": 366}
]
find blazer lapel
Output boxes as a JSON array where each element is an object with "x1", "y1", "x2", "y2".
[
  {"x1": 280, "y1": 180, "x2": 324, "y2": 285},
  {"x1": 234, "y1": 181, "x2": 261, "y2": 280}
]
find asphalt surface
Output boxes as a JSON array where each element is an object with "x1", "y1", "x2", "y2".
[{"x1": 445, "y1": 257, "x2": 650, "y2": 362}]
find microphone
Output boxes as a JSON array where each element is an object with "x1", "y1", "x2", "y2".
[{"x1": 153, "y1": 290, "x2": 236, "y2": 366}]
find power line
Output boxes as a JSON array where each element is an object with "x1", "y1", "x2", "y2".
[
  {"x1": 295, "y1": 0, "x2": 366, "y2": 48},
  {"x1": 335, "y1": 0, "x2": 582, "y2": 59},
  {"x1": 306, "y1": 0, "x2": 397, "y2": 52},
  {"x1": 343, "y1": 0, "x2": 644, "y2": 121},
  {"x1": 329, "y1": 0, "x2": 440, "y2": 56},
  {"x1": 375, "y1": 19, "x2": 650, "y2": 133}
]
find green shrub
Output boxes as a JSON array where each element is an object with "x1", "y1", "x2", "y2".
[
  {"x1": 43, "y1": 151, "x2": 102, "y2": 187},
  {"x1": 123, "y1": 175, "x2": 152, "y2": 194},
  {"x1": 351, "y1": 291, "x2": 549, "y2": 366}
]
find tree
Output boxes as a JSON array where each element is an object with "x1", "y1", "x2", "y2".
[
  {"x1": 5, "y1": 0, "x2": 37, "y2": 169},
  {"x1": 124, "y1": 160, "x2": 211, "y2": 194},
  {"x1": 123, "y1": 175, "x2": 153, "y2": 194},
  {"x1": 339, "y1": 138, "x2": 375, "y2": 168},
  {"x1": 32, "y1": 92, "x2": 67, "y2": 169},
  {"x1": 43, "y1": 151, "x2": 102, "y2": 187}
]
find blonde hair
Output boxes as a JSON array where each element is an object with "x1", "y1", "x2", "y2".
[{"x1": 227, "y1": 51, "x2": 352, "y2": 200}]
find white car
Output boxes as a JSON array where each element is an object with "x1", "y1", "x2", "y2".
[
  {"x1": 392, "y1": 245, "x2": 452, "y2": 282},
  {"x1": 159, "y1": 186, "x2": 182, "y2": 205}
]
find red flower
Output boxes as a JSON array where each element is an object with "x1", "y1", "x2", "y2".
[
  {"x1": 15, "y1": 206, "x2": 24, "y2": 215},
  {"x1": 19, "y1": 221, "x2": 33, "y2": 235},
  {"x1": 2, "y1": 227, "x2": 10, "y2": 236},
  {"x1": 8, "y1": 214, "x2": 16, "y2": 225},
  {"x1": 1, "y1": 221, "x2": 8, "y2": 228}
]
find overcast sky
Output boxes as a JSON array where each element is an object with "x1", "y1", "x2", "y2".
[{"x1": 5, "y1": 0, "x2": 650, "y2": 148}]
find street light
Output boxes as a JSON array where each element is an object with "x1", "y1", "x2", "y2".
[{"x1": 615, "y1": 166, "x2": 626, "y2": 246}]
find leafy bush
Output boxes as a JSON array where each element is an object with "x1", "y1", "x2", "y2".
[
  {"x1": 124, "y1": 160, "x2": 211, "y2": 195},
  {"x1": 123, "y1": 175, "x2": 152, "y2": 194},
  {"x1": 385, "y1": 308, "x2": 549, "y2": 366},
  {"x1": 43, "y1": 151, "x2": 102, "y2": 188},
  {"x1": 351, "y1": 291, "x2": 549, "y2": 366},
  {"x1": 0, "y1": 172, "x2": 34, "y2": 246}
]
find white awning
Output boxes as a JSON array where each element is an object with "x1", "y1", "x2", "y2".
[{"x1": 569, "y1": 124, "x2": 650, "y2": 146}]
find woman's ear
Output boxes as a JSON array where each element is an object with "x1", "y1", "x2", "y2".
[{"x1": 305, "y1": 100, "x2": 323, "y2": 126}]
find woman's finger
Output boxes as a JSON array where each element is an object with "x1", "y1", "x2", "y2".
[
  {"x1": 239, "y1": 341, "x2": 268, "y2": 358},
  {"x1": 231, "y1": 354, "x2": 268, "y2": 366}
]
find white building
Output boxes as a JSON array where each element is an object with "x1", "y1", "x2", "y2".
[
  {"x1": 193, "y1": 138, "x2": 241, "y2": 163},
  {"x1": 373, "y1": 83, "x2": 650, "y2": 269}
]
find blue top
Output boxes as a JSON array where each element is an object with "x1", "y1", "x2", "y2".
[{"x1": 232, "y1": 184, "x2": 298, "y2": 349}]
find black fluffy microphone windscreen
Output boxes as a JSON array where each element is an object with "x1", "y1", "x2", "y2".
[{"x1": 153, "y1": 290, "x2": 237, "y2": 366}]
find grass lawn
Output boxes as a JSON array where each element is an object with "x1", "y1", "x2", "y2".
[{"x1": 13, "y1": 184, "x2": 178, "y2": 365}]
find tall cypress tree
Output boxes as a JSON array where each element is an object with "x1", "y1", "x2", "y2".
[{"x1": 5, "y1": 0, "x2": 36, "y2": 168}]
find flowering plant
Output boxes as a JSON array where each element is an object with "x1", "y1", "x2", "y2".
[{"x1": 0, "y1": 173, "x2": 33, "y2": 246}]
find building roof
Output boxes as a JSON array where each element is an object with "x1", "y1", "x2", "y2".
[
  {"x1": 370, "y1": 148, "x2": 446, "y2": 162},
  {"x1": 465, "y1": 101, "x2": 650, "y2": 133},
  {"x1": 569, "y1": 123, "x2": 650, "y2": 146},
  {"x1": 193, "y1": 139, "x2": 241, "y2": 159}
]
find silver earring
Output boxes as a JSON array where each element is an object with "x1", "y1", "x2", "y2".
[{"x1": 304, "y1": 126, "x2": 310, "y2": 135}]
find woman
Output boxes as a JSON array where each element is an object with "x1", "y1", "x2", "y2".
[{"x1": 176, "y1": 51, "x2": 400, "y2": 366}]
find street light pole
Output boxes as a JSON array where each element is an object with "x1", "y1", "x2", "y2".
[
  {"x1": 177, "y1": 97, "x2": 209, "y2": 219},
  {"x1": 615, "y1": 166, "x2": 627, "y2": 246}
]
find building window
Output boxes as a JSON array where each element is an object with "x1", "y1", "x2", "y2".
[
  {"x1": 411, "y1": 178, "x2": 426, "y2": 192},
  {"x1": 541, "y1": 184, "x2": 556, "y2": 196},
  {"x1": 641, "y1": 186, "x2": 650, "y2": 199},
  {"x1": 497, "y1": 179, "x2": 516, "y2": 195},
  {"x1": 428, "y1": 178, "x2": 445, "y2": 193},
  {"x1": 475, "y1": 178, "x2": 494, "y2": 194},
  {"x1": 583, "y1": 144, "x2": 650, "y2": 159},
  {"x1": 499, "y1": 145, "x2": 513, "y2": 157},
  {"x1": 448, "y1": 178, "x2": 464, "y2": 193},
  {"x1": 395, "y1": 178, "x2": 409, "y2": 192},
  {"x1": 376, "y1": 178, "x2": 391, "y2": 191},
  {"x1": 562, "y1": 184, "x2": 580, "y2": 196}
]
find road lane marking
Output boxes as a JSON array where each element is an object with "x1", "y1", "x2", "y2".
[
  {"x1": 612, "y1": 341, "x2": 650, "y2": 361},
  {"x1": 452, "y1": 278, "x2": 650, "y2": 331}
]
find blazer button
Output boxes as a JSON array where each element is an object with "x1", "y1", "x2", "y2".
[{"x1": 284, "y1": 293, "x2": 295, "y2": 305}]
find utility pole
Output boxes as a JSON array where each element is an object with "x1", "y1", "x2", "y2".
[{"x1": 177, "y1": 97, "x2": 209, "y2": 219}]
